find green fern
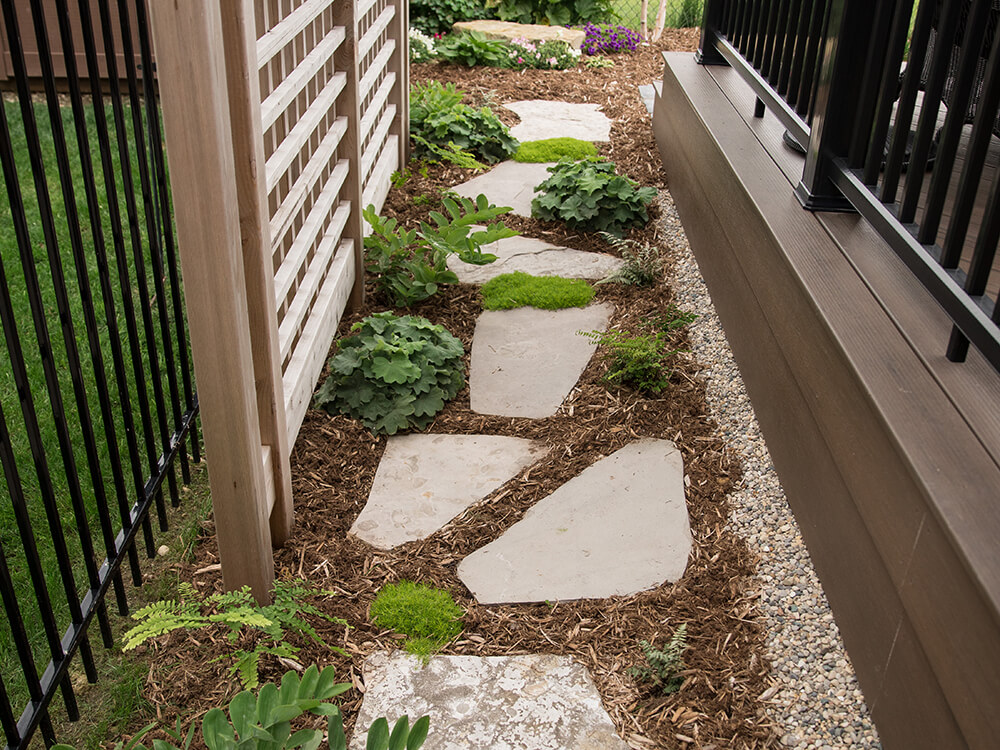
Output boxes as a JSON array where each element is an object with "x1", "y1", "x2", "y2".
[
  {"x1": 124, "y1": 580, "x2": 348, "y2": 688},
  {"x1": 595, "y1": 232, "x2": 665, "y2": 287},
  {"x1": 629, "y1": 624, "x2": 688, "y2": 694}
]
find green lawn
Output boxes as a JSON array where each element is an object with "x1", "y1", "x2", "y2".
[{"x1": 0, "y1": 97, "x2": 192, "y2": 715}]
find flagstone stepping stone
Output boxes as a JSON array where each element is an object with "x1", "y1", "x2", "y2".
[
  {"x1": 470, "y1": 303, "x2": 613, "y2": 419},
  {"x1": 350, "y1": 434, "x2": 547, "y2": 549},
  {"x1": 447, "y1": 228, "x2": 623, "y2": 283},
  {"x1": 459, "y1": 439, "x2": 690, "y2": 603},
  {"x1": 452, "y1": 161, "x2": 553, "y2": 217},
  {"x1": 453, "y1": 20, "x2": 586, "y2": 49},
  {"x1": 505, "y1": 100, "x2": 612, "y2": 143},
  {"x1": 350, "y1": 652, "x2": 629, "y2": 750}
]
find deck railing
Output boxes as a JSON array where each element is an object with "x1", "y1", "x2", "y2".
[{"x1": 699, "y1": 0, "x2": 1000, "y2": 372}]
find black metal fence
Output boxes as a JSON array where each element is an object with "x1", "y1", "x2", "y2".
[
  {"x1": 699, "y1": 0, "x2": 1000, "y2": 371},
  {"x1": 0, "y1": 1, "x2": 197, "y2": 748}
]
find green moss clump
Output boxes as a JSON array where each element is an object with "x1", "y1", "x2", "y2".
[
  {"x1": 514, "y1": 137, "x2": 598, "y2": 163},
  {"x1": 481, "y1": 272, "x2": 595, "y2": 310},
  {"x1": 370, "y1": 581, "x2": 463, "y2": 659}
]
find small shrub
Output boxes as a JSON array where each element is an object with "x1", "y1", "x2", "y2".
[
  {"x1": 629, "y1": 624, "x2": 688, "y2": 694},
  {"x1": 370, "y1": 581, "x2": 464, "y2": 660},
  {"x1": 313, "y1": 312, "x2": 465, "y2": 436},
  {"x1": 532, "y1": 158, "x2": 657, "y2": 237},
  {"x1": 581, "y1": 23, "x2": 643, "y2": 55},
  {"x1": 579, "y1": 327, "x2": 680, "y2": 393},
  {"x1": 508, "y1": 37, "x2": 581, "y2": 70},
  {"x1": 515, "y1": 137, "x2": 597, "y2": 163},
  {"x1": 497, "y1": 0, "x2": 613, "y2": 27},
  {"x1": 409, "y1": 27, "x2": 437, "y2": 63},
  {"x1": 595, "y1": 232, "x2": 664, "y2": 287},
  {"x1": 410, "y1": 80, "x2": 519, "y2": 164},
  {"x1": 410, "y1": 0, "x2": 492, "y2": 35},
  {"x1": 363, "y1": 194, "x2": 515, "y2": 307},
  {"x1": 481, "y1": 272, "x2": 595, "y2": 310}
]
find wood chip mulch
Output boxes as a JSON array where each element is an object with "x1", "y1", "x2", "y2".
[{"x1": 133, "y1": 28, "x2": 781, "y2": 750}]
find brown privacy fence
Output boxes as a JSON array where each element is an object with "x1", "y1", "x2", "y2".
[{"x1": 149, "y1": 0, "x2": 406, "y2": 601}]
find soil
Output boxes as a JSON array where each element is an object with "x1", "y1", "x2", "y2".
[{"x1": 131, "y1": 28, "x2": 780, "y2": 750}]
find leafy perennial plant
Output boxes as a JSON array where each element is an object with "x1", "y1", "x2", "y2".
[
  {"x1": 581, "y1": 23, "x2": 643, "y2": 54},
  {"x1": 410, "y1": 80, "x2": 519, "y2": 164}
]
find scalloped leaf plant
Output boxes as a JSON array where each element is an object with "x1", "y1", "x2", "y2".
[{"x1": 314, "y1": 312, "x2": 465, "y2": 435}]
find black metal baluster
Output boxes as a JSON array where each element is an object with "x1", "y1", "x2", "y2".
[
  {"x1": 920, "y1": 0, "x2": 992, "y2": 243},
  {"x1": 847, "y1": 0, "x2": 900, "y2": 168},
  {"x1": 769, "y1": 0, "x2": 793, "y2": 86},
  {"x1": 863, "y1": 0, "x2": 917, "y2": 185},
  {"x1": 0, "y1": 669, "x2": 19, "y2": 748},
  {"x1": 1, "y1": 0, "x2": 101, "y2": 685},
  {"x1": 786, "y1": 0, "x2": 814, "y2": 109},
  {"x1": 753, "y1": 0, "x2": 771, "y2": 67},
  {"x1": 95, "y1": 0, "x2": 169, "y2": 542},
  {"x1": 762, "y1": 0, "x2": 785, "y2": 83},
  {"x1": 797, "y1": 0, "x2": 826, "y2": 118}
]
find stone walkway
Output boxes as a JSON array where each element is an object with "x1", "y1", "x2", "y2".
[{"x1": 349, "y1": 99, "x2": 692, "y2": 749}]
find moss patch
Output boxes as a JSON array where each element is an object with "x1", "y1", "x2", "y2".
[
  {"x1": 370, "y1": 581, "x2": 463, "y2": 659},
  {"x1": 481, "y1": 271, "x2": 595, "y2": 310},
  {"x1": 514, "y1": 137, "x2": 598, "y2": 163}
]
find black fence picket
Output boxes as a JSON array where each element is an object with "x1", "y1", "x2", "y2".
[{"x1": 0, "y1": 1, "x2": 198, "y2": 748}]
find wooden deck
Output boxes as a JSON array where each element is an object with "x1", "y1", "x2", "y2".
[{"x1": 653, "y1": 51, "x2": 1000, "y2": 750}]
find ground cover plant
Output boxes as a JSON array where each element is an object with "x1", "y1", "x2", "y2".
[
  {"x1": 481, "y1": 271, "x2": 596, "y2": 310},
  {"x1": 313, "y1": 312, "x2": 465, "y2": 435},
  {"x1": 515, "y1": 137, "x2": 598, "y2": 162},
  {"x1": 532, "y1": 158, "x2": 658, "y2": 236},
  {"x1": 370, "y1": 581, "x2": 464, "y2": 660},
  {"x1": 103, "y1": 30, "x2": 784, "y2": 750}
]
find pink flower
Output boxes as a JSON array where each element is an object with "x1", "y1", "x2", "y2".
[
  {"x1": 548, "y1": 57, "x2": 557, "y2": 65},
  {"x1": 518, "y1": 57, "x2": 523, "y2": 63}
]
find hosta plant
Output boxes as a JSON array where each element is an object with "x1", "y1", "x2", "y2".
[
  {"x1": 531, "y1": 158, "x2": 657, "y2": 237},
  {"x1": 314, "y1": 312, "x2": 465, "y2": 435},
  {"x1": 435, "y1": 31, "x2": 512, "y2": 67},
  {"x1": 363, "y1": 194, "x2": 515, "y2": 307},
  {"x1": 497, "y1": 0, "x2": 613, "y2": 26}
]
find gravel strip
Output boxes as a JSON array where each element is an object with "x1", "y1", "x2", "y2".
[{"x1": 654, "y1": 192, "x2": 882, "y2": 750}]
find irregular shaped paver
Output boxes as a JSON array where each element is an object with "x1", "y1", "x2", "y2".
[
  {"x1": 453, "y1": 20, "x2": 585, "y2": 48},
  {"x1": 447, "y1": 228, "x2": 623, "y2": 283},
  {"x1": 459, "y1": 439, "x2": 690, "y2": 603},
  {"x1": 350, "y1": 434, "x2": 547, "y2": 549},
  {"x1": 470, "y1": 303, "x2": 613, "y2": 418},
  {"x1": 505, "y1": 100, "x2": 612, "y2": 143},
  {"x1": 351, "y1": 652, "x2": 628, "y2": 750},
  {"x1": 452, "y1": 161, "x2": 554, "y2": 217}
]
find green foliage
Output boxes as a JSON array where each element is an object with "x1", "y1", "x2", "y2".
[
  {"x1": 363, "y1": 194, "x2": 515, "y2": 307},
  {"x1": 410, "y1": 135, "x2": 487, "y2": 170},
  {"x1": 435, "y1": 31, "x2": 512, "y2": 67},
  {"x1": 313, "y1": 313, "x2": 465, "y2": 436},
  {"x1": 497, "y1": 0, "x2": 613, "y2": 26},
  {"x1": 579, "y1": 327, "x2": 681, "y2": 393},
  {"x1": 595, "y1": 232, "x2": 664, "y2": 287},
  {"x1": 514, "y1": 137, "x2": 597, "y2": 163},
  {"x1": 410, "y1": 81, "x2": 519, "y2": 165},
  {"x1": 663, "y1": 0, "x2": 704, "y2": 28},
  {"x1": 481, "y1": 272, "x2": 596, "y2": 310},
  {"x1": 370, "y1": 581, "x2": 464, "y2": 660},
  {"x1": 410, "y1": 0, "x2": 492, "y2": 35},
  {"x1": 584, "y1": 54, "x2": 615, "y2": 69},
  {"x1": 655, "y1": 305, "x2": 698, "y2": 332},
  {"x1": 54, "y1": 666, "x2": 430, "y2": 750},
  {"x1": 628, "y1": 624, "x2": 688, "y2": 694},
  {"x1": 409, "y1": 28, "x2": 437, "y2": 63},
  {"x1": 122, "y1": 581, "x2": 347, "y2": 689},
  {"x1": 531, "y1": 158, "x2": 657, "y2": 237}
]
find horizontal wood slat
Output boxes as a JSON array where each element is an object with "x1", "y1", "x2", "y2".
[
  {"x1": 260, "y1": 24, "x2": 345, "y2": 131},
  {"x1": 358, "y1": 38, "x2": 394, "y2": 102},
  {"x1": 356, "y1": 0, "x2": 380, "y2": 24},
  {"x1": 361, "y1": 104, "x2": 395, "y2": 181},
  {"x1": 363, "y1": 134, "x2": 398, "y2": 212},
  {"x1": 256, "y1": 0, "x2": 330, "y2": 69},
  {"x1": 358, "y1": 4, "x2": 394, "y2": 60},
  {"x1": 358, "y1": 72, "x2": 395, "y2": 144}
]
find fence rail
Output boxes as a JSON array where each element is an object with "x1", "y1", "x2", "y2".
[
  {"x1": 0, "y1": 0, "x2": 198, "y2": 747},
  {"x1": 699, "y1": 0, "x2": 1000, "y2": 371}
]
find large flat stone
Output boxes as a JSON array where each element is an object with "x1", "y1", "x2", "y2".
[
  {"x1": 452, "y1": 20, "x2": 586, "y2": 49},
  {"x1": 351, "y1": 652, "x2": 628, "y2": 750},
  {"x1": 452, "y1": 161, "x2": 554, "y2": 217},
  {"x1": 459, "y1": 439, "x2": 691, "y2": 603},
  {"x1": 447, "y1": 228, "x2": 623, "y2": 283},
  {"x1": 469, "y1": 304, "x2": 613, "y2": 418},
  {"x1": 350, "y1": 434, "x2": 547, "y2": 549},
  {"x1": 505, "y1": 100, "x2": 612, "y2": 143}
]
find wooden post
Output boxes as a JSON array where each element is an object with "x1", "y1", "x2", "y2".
[
  {"x1": 148, "y1": 0, "x2": 274, "y2": 603},
  {"x1": 388, "y1": 0, "x2": 409, "y2": 167},
  {"x1": 334, "y1": 0, "x2": 366, "y2": 309},
  {"x1": 219, "y1": 0, "x2": 294, "y2": 546}
]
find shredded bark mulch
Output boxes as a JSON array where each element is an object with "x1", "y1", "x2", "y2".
[{"x1": 131, "y1": 28, "x2": 780, "y2": 750}]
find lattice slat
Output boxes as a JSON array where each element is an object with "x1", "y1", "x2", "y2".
[
  {"x1": 363, "y1": 134, "x2": 398, "y2": 211},
  {"x1": 361, "y1": 104, "x2": 396, "y2": 182},
  {"x1": 260, "y1": 24, "x2": 345, "y2": 131},
  {"x1": 257, "y1": 0, "x2": 330, "y2": 69},
  {"x1": 358, "y1": 4, "x2": 394, "y2": 60},
  {"x1": 358, "y1": 72, "x2": 395, "y2": 144},
  {"x1": 358, "y1": 38, "x2": 395, "y2": 102}
]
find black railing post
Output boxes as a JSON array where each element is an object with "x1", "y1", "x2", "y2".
[
  {"x1": 697, "y1": 0, "x2": 729, "y2": 65},
  {"x1": 795, "y1": 0, "x2": 877, "y2": 210}
]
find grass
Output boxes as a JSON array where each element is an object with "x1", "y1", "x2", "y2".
[
  {"x1": 481, "y1": 272, "x2": 596, "y2": 310},
  {"x1": 0, "y1": 97, "x2": 194, "y2": 719},
  {"x1": 610, "y1": 0, "x2": 704, "y2": 31}
]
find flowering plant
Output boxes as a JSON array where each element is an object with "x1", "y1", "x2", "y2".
[
  {"x1": 409, "y1": 28, "x2": 437, "y2": 63},
  {"x1": 581, "y1": 23, "x2": 642, "y2": 55},
  {"x1": 508, "y1": 37, "x2": 581, "y2": 70}
]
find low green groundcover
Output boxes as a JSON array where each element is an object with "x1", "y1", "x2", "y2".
[
  {"x1": 481, "y1": 271, "x2": 595, "y2": 310},
  {"x1": 514, "y1": 137, "x2": 598, "y2": 163},
  {"x1": 370, "y1": 581, "x2": 464, "y2": 660}
]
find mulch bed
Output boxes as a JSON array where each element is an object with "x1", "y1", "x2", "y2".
[{"x1": 134, "y1": 29, "x2": 780, "y2": 750}]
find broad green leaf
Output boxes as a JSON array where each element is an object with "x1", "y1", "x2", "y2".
[
  {"x1": 255, "y1": 684, "x2": 278, "y2": 728},
  {"x1": 407, "y1": 716, "x2": 430, "y2": 750},
  {"x1": 329, "y1": 709, "x2": 348, "y2": 750},
  {"x1": 387, "y1": 716, "x2": 409, "y2": 750},
  {"x1": 286, "y1": 729, "x2": 323, "y2": 750},
  {"x1": 227, "y1": 692, "x2": 256, "y2": 740},
  {"x1": 201, "y1": 709, "x2": 235, "y2": 750},
  {"x1": 366, "y1": 718, "x2": 390, "y2": 750}
]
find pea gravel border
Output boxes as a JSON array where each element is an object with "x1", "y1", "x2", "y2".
[{"x1": 655, "y1": 192, "x2": 882, "y2": 750}]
